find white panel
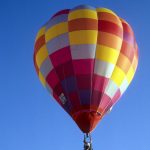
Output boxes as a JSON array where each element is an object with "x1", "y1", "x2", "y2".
[
  {"x1": 105, "y1": 80, "x2": 118, "y2": 99},
  {"x1": 40, "y1": 57, "x2": 53, "y2": 78},
  {"x1": 46, "y1": 14, "x2": 68, "y2": 30},
  {"x1": 71, "y1": 44, "x2": 96, "y2": 59},
  {"x1": 46, "y1": 33, "x2": 69, "y2": 55},
  {"x1": 119, "y1": 78, "x2": 129, "y2": 95},
  {"x1": 94, "y1": 59, "x2": 115, "y2": 78}
]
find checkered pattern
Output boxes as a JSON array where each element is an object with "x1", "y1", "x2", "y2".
[{"x1": 33, "y1": 5, "x2": 138, "y2": 133}]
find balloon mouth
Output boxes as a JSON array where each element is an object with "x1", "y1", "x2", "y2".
[{"x1": 72, "y1": 109, "x2": 102, "y2": 133}]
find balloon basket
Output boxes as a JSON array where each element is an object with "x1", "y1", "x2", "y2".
[{"x1": 83, "y1": 133, "x2": 93, "y2": 150}]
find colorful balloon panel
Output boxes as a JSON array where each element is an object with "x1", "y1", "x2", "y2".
[{"x1": 33, "y1": 5, "x2": 138, "y2": 133}]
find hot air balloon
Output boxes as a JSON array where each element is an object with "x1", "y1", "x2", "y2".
[{"x1": 33, "y1": 5, "x2": 138, "y2": 149}]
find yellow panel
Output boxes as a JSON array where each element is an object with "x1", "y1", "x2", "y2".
[
  {"x1": 36, "y1": 26, "x2": 46, "y2": 40},
  {"x1": 96, "y1": 8, "x2": 117, "y2": 16},
  {"x1": 36, "y1": 45, "x2": 49, "y2": 68},
  {"x1": 126, "y1": 67, "x2": 135, "y2": 84},
  {"x1": 45, "y1": 22, "x2": 68, "y2": 42},
  {"x1": 68, "y1": 9, "x2": 97, "y2": 20},
  {"x1": 96, "y1": 45, "x2": 119, "y2": 64},
  {"x1": 39, "y1": 71, "x2": 46, "y2": 86},
  {"x1": 132, "y1": 56, "x2": 138, "y2": 71},
  {"x1": 69, "y1": 30, "x2": 98, "y2": 45},
  {"x1": 111, "y1": 66, "x2": 125, "y2": 86}
]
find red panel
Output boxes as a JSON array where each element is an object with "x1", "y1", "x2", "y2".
[
  {"x1": 34, "y1": 34, "x2": 45, "y2": 75},
  {"x1": 76, "y1": 75, "x2": 92, "y2": 89},
  {"x1": 111, "y1": 89, "x2": 121, "y2": 104},
  {"x1": 93, "y1": 74, "x2": 109, "y2": 92},
  {"x1": 63, "y1": 61, "x2": 75, "y2": 77},
  {"x1": 68, "y1": 91, "x2": 80, "y2": 109},
  {"x1": 54, "y1": 61, "x2": 74, "y2": 80},
  {"x1": 99, "y1": 94, "x2": 111, "y2": 110},
  {"x1": 73, "y1": 59, "x2": 94, "y2": 75},
  {"x1": 52, "y1": 9, "x2": 70, "y2": 18},
  {"x1": 98, "y1": 20, "x2": 123, "y2": 38},
  {"x1": 50, "y1": 46, "x2": 72, "y2": 67},
  {"x1": 103, "y1": 101, "x2": 113, "y2": 115},
  {"x1": 53, "y1": 83, "x2": 64, "y2": 96},
  {"x1": 122, "y1": 23, "x2": 134, "y2": 45},
  {"x1": 54, "y1": 65, "x2": 66, "y2": 81},
  {"x1": 91, "y1": 90, "x2": 103, "y2": 106},
  {"x1": 46, "y1": 69, "x2": 59, "y2": 88},
  {"x1": 103, "y1": 89, "x2": 121, "y2": 115},
  {"x1": 68, "y1": 18, "x2": 98, "y2": 31},
  {"x1": 121, "y1": 41, "x2": 134, "y2": 62},
  {"x1": 122, "y1": 22, "x2": 134, "y2": 37},
  {"x1": 34, "y1": 35, "x2": 45, "y2": 54}
]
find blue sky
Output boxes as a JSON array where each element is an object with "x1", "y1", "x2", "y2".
[{"x1": 0, "y1": 0, "x2": 149, "y2": 150}]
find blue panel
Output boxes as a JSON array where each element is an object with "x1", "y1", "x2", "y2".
[
  {"x1": 71, "y1": 5, "x2": 95, "y2": 11},
  {"x1": 46, "y1": 33, "x2": 69, "y2": 55},
  {"x1": 61, "y1": 76, "x2": 77, "y2": 93},
  {"x1": 46, "y1": 14, "x2": 68, "y2": 30},
  {"x1": 79, "y1": 90, "x2": 91, "y2": 105}
]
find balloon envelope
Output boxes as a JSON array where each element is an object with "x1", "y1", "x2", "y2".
[{"x1": 33, "y1": 5, "x2": 138, "y2": 133}]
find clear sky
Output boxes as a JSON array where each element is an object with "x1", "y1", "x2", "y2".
[{"x1": 0, "y1": 0, "x2": 149, "y2": 150}]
